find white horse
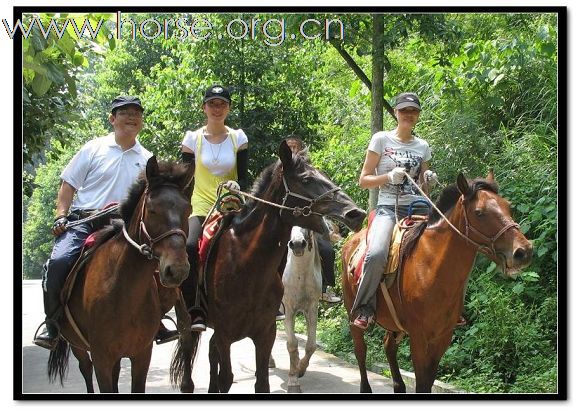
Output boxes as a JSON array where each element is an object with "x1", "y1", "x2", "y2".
[{"x1": 281, "y1": 226, "x2": 323, "y2": 393}]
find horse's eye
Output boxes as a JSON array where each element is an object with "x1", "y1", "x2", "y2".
[
  {"x1": 475, "y1": 209, "x2": 484, "y2": 217},
  {"x1": 302, "y1": 177, "x2": 312, "y2": 184}
]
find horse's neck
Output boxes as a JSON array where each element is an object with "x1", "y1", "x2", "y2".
[
  {"x1": 411, "y1": 205, "x2": 478, "y2": 297},
  {"x1": 233, "y1": 179, "x2": 292, "y2": 246}
]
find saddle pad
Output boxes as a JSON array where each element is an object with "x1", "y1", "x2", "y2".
[
  {"x1": 348, "y1": 218, "x2": 414, "y2": 285},
  {"x1": 198, "y1": 211, "x2": 224, "y2": 266},
  {"x1": 83, "y1": 232, "x2": 98, "y2": 249}
]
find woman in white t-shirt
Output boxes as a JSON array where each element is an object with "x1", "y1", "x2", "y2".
[
  {"x1": 179, "y1": 84, "x2": 249, "y2": 333},
  {"x1": 351, "y1": 92, "x2": 437, "y2": 330}
]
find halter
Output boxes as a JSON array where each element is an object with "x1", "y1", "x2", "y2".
[
  {"x1": 122, "y1": 184, "x2": 188, "y2": 260},
  {"x1": 280, "y1": 175, "x2": 341, "y2": 217},
  {"x1": 460, "y1": 195, "x2": 520, "y2": 257}
]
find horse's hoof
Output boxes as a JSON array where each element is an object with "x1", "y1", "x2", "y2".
[
  {"x1": 287, "y1": 385, "x2": 302, "y2": 393},
  {"x1": 180, "y1": 384, "x2": 194, "y2": 393}
]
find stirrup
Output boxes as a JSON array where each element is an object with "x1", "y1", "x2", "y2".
[
  {"x1": 155, "y1": 316, "x2": 180, "y2": 345},
  {"x1": 33, "y1": 321, "x2": 59, "y2": 350},
  {"x1": 276, "y1": 302, "x2": 286, "y2": 321},
  {"x1": 161, "y1": 314, "x2": 178, "y2": 330},
  {"x1": 187, "y1": 306, "x2": 207, "y2": 332}
]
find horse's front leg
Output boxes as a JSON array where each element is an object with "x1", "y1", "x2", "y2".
[
  {"x1": 208, "y1": 335, "x2": 220, "y2": 393},
  {"x1": 212, "y1": 335, "x2": 234, "y2": 393},
  {"x1": 349, "y1": 323, "x2": 372, "y2": 393},
  {"x1": 298, "y1": 303, "x2": 318, "y2": 378},
  {"x1": 130, "y1": 343, "x2": 153, "y2": 393},
  {"x1": 383, "y1": 331, "x2": 406, "y2": 393},
  {"x1": 91, "y1": 351, "x2": 117, "y2": 393},
  {"x1": 410, "y1": 331, "x2": 453, "y2": 393},
  {"x1": 283, "y1": 307, "x2": 301, "y2": 393},
  {"x1": 70, "y1": 346, "x2": 94, "y2": 393},
  {"x1": 253, "y1": 322, "x2": 276, "y2": 393}
]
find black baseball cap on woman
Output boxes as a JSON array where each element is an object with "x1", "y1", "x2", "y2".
[
  {"x1": 203, "y1": 85, "x2": 231, "y2": 104},
  {"x1": 394, "y1": 92, "x2": 421, "y2": 110}
]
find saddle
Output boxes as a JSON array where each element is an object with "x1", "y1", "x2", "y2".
[
  {"x1": 347, "y1": 210, "x2": 428, "y2": 335},
  {"x1": 348, "y1": 210, "x2": 407, "y2": 287},
  {"x1": 198, "y1": 209, "x2": 236, "y2": 292},
  {"x1": 58, "y1": 212, "x2": 121, "y2": 348}
]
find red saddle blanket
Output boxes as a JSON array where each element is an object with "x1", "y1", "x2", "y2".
[{"x1": 198, "y1": 212, "x2": 224, "y2": 267}]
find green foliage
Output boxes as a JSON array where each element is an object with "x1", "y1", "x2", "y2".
[
  {"x1": 23, "y1": 140, "x2": 82, "y2": 279},
  {"x1": 22, "y1": 13, "x2": 116, "y2": 196},
  {"x1": 24, "y1": 11, "x2": 558, "y2": 393}
]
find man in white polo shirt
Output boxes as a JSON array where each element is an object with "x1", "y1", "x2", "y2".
[{"x1": 34, "y1": 96, "x2": 153, "y2": 350}]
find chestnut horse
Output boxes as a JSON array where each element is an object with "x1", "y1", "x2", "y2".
[
  {"x1": 47, "y1": 157, "x2": 194, "y2": 393},
  {"x1": 171, "y1": 140, "x2": 366, "y2": 393},
  {"x1": 341, "y1": 171, "x2": 533, "y2": 393}
]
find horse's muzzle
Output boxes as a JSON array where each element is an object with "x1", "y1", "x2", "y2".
[
  {"x1": 341, "y1": 208, "x2": 366, "y2": 232},
  {"x1": 159, "y1": 262, "x2": 190, "y2": 288}
]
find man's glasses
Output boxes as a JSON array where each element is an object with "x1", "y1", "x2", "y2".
[{"x1": 116, "y1": 110, "x2": 143, "y2": 118}]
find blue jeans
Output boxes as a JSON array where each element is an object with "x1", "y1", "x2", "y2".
[
  {"x1": 351, "y1": 204, "x2": 428, "y2": 317},
  {"x1": 42, "y1": 222, "x2": 93, "y2": 295}
]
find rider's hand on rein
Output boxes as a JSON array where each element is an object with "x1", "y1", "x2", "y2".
[{"x1": 52, "y1": 216, "x2": 68, "y2": 237}]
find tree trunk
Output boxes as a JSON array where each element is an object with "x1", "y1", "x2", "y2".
[{"x1": 368, "y1": 14, "x2": 385, "y2": 212}]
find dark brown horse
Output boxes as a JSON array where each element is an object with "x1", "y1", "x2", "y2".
[
  {"x1": 171, "y1": 140, "x2": 366, "y2": 393},
  {"x1": 341, "y1": 171, "x2": 533, "y2": 393},
  {"x1": 48, "y1": 157, "x2": 194, "y2": 393}
]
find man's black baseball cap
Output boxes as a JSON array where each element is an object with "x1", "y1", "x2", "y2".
[{"x1": 111, "y1": 96, "x2": 144, "y2": 113}]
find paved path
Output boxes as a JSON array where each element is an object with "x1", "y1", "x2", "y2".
[{"x1": 21, "y1": 280, "x2": 397, "y2": 394}]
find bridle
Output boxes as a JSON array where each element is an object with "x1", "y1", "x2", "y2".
[
  {"x1": 280, "y1": 175, "x2": 340, "y2": 217},
  {"x1": 460, "y1": 195, "x2": 520, "y2": 258},
  {"x1": 122, "y1": 184, "x2": 188, "y2": 260},
  {"x1": 401, "y1": 171, "x2": 520, "y2": 260}
]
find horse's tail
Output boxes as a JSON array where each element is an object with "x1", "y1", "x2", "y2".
[
  {"x1": 169, "y1": 330, "x2": 201, "y2": 389},
  {"x1": 47, "y1": 338, "x2": 70, "y2": 386}
]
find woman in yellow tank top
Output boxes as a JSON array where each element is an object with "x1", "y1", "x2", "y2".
[{"x1": 179, "y1": 85, "x2": 249, "y2": 332}]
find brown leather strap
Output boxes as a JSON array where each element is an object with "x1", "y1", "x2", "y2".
[{"x1": 380, "y1": 281, "x2": 407, "y2": 334}]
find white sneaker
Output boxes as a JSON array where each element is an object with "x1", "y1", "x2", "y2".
[{"x1": 321, "y1": 287, "x2": 341, "y2": 304}]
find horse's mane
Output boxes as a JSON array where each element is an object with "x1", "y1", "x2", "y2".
[
  {"x1": 93, "y1": 160, "x2": 191, "y2": 242},
  {"x1": 231, "y1": 152, "x2": 310, "y2": 231},
  {"x1": 401, "y1": 178, "x2": 499, "y2": 260}
]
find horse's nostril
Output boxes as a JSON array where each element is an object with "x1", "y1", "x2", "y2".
[{"x1": 513, "y1": 247, "x2": 530, "y2": 263}]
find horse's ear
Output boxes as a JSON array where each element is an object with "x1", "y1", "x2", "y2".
[
  {"x1": 146, "y1": 156, "x2": 159, "y2": 182},
  {"x1": 279, "y1": 140, "x2": 293, "y2": 172},
  {"x1": 486, "y1": 168, "x2": 495, "y2": 183},
  {"x1": 457, "y1": 172, "x2": 470, "y2": 195}
]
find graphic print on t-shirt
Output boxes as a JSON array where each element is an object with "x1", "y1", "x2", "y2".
[{"x1": 382, "y1": 147, "x2": 423, "y2": 195}]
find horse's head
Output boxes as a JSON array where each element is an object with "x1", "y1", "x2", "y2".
[
  {"x1": 288, "y1": 227, "x2": 312, "y2": 257},
  {"x1": 457, "y1": 170, "x2": 533, "y2": 278},
  {"x1": 278, "y1": 140, "x2": 366, "y2": 233},
  {"x1": 141, "y1": 156, "x2": 195, "y2": 288}
]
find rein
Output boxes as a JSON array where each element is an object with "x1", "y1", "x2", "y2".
[
  {"x1": 402, "y1": 172, "x2": 519, "y2": 258},
  {"x1": 222, "y1": 176, "x2": 340, "y2": 218},
  {"x1": 122, "y1": 184, "x2": 188, "y2": 260}
]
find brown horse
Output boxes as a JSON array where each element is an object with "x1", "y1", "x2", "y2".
[
  {"x1": 171, "y1": 140, "x2": 366, "y2": 393},
  {"x1": 47, "y1": 157, "x2": 194, "y2": 393},
  {"x1": 341, "y1": 171, "x2": 533, "y2": 393}
]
